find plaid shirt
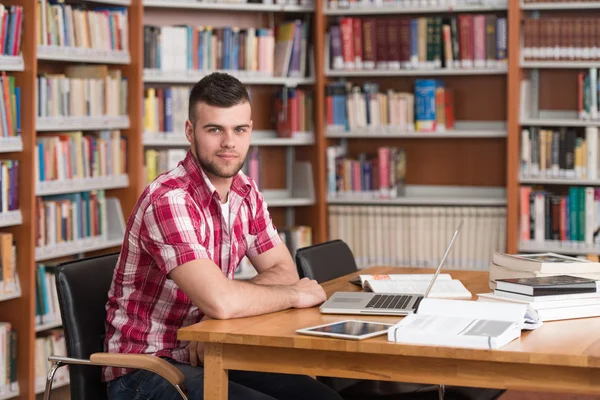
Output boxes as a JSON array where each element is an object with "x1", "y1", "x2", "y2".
[{"x1": 102, "y1": 150, "x2": 282, "y2": 382}]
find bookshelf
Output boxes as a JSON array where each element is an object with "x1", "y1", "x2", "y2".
[
  {"x1": 317, "y1": 0, "x2": 513, "y2": 255},
  {"x1": 0, "y1": 0, "x2": 145, "y2": 398},
  {"x1": 509, "y1": 1, "x2": 600, "y2": 256},
  {"x1": 141, "y1": 0, "x2": 322, "y2": 246}
]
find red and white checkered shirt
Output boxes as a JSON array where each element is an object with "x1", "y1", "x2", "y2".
[{"x1": 102, "y1": 150, "x2": 282, "y2": 382}]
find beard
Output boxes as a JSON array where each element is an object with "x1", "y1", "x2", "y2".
[{"x1": 193, "y1": 132, "x2": 246, "y2": 179}]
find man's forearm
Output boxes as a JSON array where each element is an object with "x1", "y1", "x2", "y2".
[
  {"x1": 250, "y1": 262, "x2": 299, "y2": 286},
  {"x1": 213, "y1": 279, "x2": 298, "y2": 319}
]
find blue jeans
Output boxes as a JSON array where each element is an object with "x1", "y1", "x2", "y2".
[{"x1": 107, "y1": 358, "x2": 344, "y2": 400}]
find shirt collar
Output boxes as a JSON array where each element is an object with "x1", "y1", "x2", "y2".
[{"x1": 182, "y1": 150, "x2": 252, "y2": 208}]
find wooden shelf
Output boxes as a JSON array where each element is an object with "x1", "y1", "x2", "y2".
[
  {"x1": 519, "y1": 240, "x2": 600, "y2": 255},
  {"x1": 0, "y1": 137, "x2": 22, "y2": 153},
  {"x1": 326, "y1": 121, "x2": 507, "y2": 138},
  {"x1": 0, "y1": 288, "x2": 22, "y2": 304},
  {"x1": 36, "y1": 116, "x2": 130, "y2": 131},
  {"x1": 143, "y1": 69, "x2": 315, "y2": 86},
  {"x1": 37, "y1": 45, "x2": 130, "y2": 64},
  {"x1": 325, "y1": 66, "x2": 507, "y2": 77},
  {"x1": 0, "y1": 55, "x2": 24, "y2": 72},
  {"x1": 36, "y1": 174, "x2": 129, "y2": 196},
  {"x1": 324, "y1": 3, "x2": 507, "y2": 15},
  {"x1": 144, "y1": 0, "x2": 314, "y2": 11},
  {"x1": 34, "y1": 320, "x2": 63, "y2": 333},
  {"x1": 521, "y1": 60, "x2": 600, "y2": 68},
  {"x1": 263, "y1": 189, "x2": 315, "y2": 207},
  {"x1": 143, "y1": 130, "x2": 315, "y2": 146},
  {"x1": 327, "y1": 185, "x2": 507, "y2": 206},
  {"x1": 0, "y1": 385, "x2": 19, "y2": 400},
  {"x1": 521, "y1": 1, "x2": 600, "y2": 9},
  {"x1": 520, "y1": 118, "x2": 600, "y2": 127},
  {"x1": 0, "y1": 211, "x2": 22, "y2": 228},
  {"x1": 519, "y1": 175, "x2": 600, "y2": 185},
  {"x1": 35, "y1": 236, "x2": 123, "y2": 262}
]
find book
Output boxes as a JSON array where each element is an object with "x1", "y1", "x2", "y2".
[
  {"x1": 478, "y1": 293, "x2": 600, "y2": 322},
  {"x1": 387, "y1": 298, "x2": 539, "y2": 350},
  {"x1": 359, "y1": 273, "x2": 472, "y2": 299},
  {"x1": 493, "y1": 252, "x2": 600, "y2": 274},
  {"x1": 495, "y1": 275, "x2": 599, "y2": 296}
]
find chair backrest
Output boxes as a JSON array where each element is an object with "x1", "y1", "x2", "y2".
[
  {"x1": 55, "y1": 252, "x2": 120, "y2": 400},
  {"x1": 295, "y1": 240, "x2": 358, "y2": 283}
]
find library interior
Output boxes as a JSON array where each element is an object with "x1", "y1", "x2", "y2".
[{"x1": 3, "y1": 0, "x2": 600, "y2": 399}]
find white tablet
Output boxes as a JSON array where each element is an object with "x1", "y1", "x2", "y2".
[{"x1": 296, "y1": 320, "x2": 394, "y2": 340}]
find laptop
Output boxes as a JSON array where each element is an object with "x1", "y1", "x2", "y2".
[{"x1": 320, "y1": 220, "x2": 464, "y2": 316}]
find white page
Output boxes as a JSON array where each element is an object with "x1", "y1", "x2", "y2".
[
  {"x1": 359, "y1": 273, "x2": 452, "y2": 286},
  {"x1": 365, "y1": 280, "x2": 472, "y2": 299},
  {"x1": 417, "y1": 298, "x2": 541, "y2": 330}
]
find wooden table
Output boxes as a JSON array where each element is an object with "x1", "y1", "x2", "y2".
[{"x1": 178, "y1": 267, "x2": 600, "y2": 399}]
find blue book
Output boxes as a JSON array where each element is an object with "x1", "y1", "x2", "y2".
[
  {"x1": 410, "y1": 19, "x2": 419, "y2": 66},
  {"x1": 231, "y1": 28, "x2": 239, "y2": 71},
  {"x1": 223, "y1": 27, "x2": 232, "y2": 70},
  {"x1": 414, "y1": 79, "x2": 437, "y2": 132},
  {"x1": 164, "y1": 87, "x2": 173, "y2": 133}
]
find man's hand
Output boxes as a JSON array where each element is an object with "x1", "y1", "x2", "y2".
[
  {"x1": 290, "y1": 278, "x2": 327, "y2": 309},
  {"x1": 187, "y1": 340, "x2": 205, "y2": 367},
  {"x1": 187, "y1": 316, "x2": 211, "y2": 367}
]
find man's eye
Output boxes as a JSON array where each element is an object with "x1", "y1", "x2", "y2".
[
  {"x1": 209, "y1": 128, "x2": 221, "y2": 133},
  {"x1": 235, "y1": 128, "x2": 246, "y2": 134}
]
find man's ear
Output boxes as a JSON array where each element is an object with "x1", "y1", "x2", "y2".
[{"x1": 185, "y1": 120, "x2": 194, "y2": 144}]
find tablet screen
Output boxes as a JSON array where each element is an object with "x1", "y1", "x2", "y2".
[{"x1": 305, "y1": 321, "x2": 391, "y2": 336}]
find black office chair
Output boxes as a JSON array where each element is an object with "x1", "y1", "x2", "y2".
[
  {"x1": 42, "y1": 252, "x2": 188, "y2": 400},
  {"x1": 295, "y1": 240, "x2": 505, "y2": 400}
]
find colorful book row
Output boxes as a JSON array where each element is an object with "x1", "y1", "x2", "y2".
[
  {"x1": 38, "y1": 1, "x2": 129, "y2": 54},
  {"x1": 37, "y1": 67, "x2": 128, "y2": 119},
  {"x1": 35, "y1": 131, "x2": 127, "y2": 183},
  {"x1": 520, "y1": 186, "x2": 600, "y2": 245},
  {"x1": 327, "y1": 79, "x2": 454, "y2": 133},
  {"x1": 520, "y1": 126, "x2": 600, "y2": 180},
  {"x1": 144, "y1": 19, "x2": 310, "y2": 77},
  {"x1": 327, "y1": 145, "x2": 407, "y2": 198},
  {"x1": 35, "y1": 190, "x2": 107, "y2": 248},
  {"x1": 329, "y1": 14, "x2": 507, "y2": 71}
]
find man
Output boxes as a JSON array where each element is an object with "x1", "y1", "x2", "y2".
[{"x1": 103, "y1": 72, "x2": 343, "y2": 400}]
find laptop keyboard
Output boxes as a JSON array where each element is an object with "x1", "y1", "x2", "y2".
[{"x1": 365, "y1": 294, "x2": 413, "y2": 309}]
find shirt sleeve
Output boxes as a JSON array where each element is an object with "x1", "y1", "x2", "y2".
[
  {"x1": 140, "y1": 192, "x2": 210, "y2": 275},
  {"x1": 246, "y1": 188, "x2": 283, "y2": 258}
]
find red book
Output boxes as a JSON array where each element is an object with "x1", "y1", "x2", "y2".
[
  {"x1": 458, "y1": 15, "x2": 474, "y2": 67},
  {"x1": 352, "y1": 18, "x2": 363, "y2": 69},
  {"x1": 340, "y1": 18, "x2": 355, "y2": 69}
]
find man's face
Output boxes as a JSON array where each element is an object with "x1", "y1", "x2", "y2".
[{"x1": 185, "y1": 101, "x2": 253, "y2": 179}]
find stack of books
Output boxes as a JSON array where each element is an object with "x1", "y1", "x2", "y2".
[
  {"x1": 480, "y1": 255, "x2": 600, "y2": 322},
  {"x1": 488, "y1": 252, "x2": 600, "y2": 289}
]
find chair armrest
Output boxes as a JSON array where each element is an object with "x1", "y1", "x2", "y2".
[{"x1": 89, "y1": 353, "x2": 184, "y2": 387}]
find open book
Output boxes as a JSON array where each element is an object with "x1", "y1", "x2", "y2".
[
  {"x1": 358, "y1": 274, "x2": 472, "y2": 300},
  {"x1": 387, "y1": 298, "x2": 541, "y2": 350}
]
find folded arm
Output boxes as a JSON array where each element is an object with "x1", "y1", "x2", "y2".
[
  {"x1": 248, "y1": 242, "x2": 299, "y2": 286},
  {"x1": 170, "y1": 259, "x2": 306, "y2": 319}
]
